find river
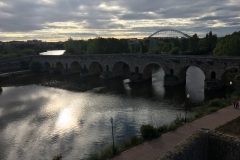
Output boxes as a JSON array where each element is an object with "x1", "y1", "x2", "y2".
[{"x1": 0, "y1": 66, "x2": 228, "y2": 159}]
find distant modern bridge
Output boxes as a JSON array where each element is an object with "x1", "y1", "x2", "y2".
[{"x1": 148, "y1": 29, "x2": 191, "y2": 38}]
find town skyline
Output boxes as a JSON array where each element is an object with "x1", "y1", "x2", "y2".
[{"x1": 0, "y1": 0, "x2": 239, "y2": 41}]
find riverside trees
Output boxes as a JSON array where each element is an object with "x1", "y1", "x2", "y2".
[
  {"x1": 213, "y1": 31, "x2": 240, "y2": 56},
  {"x1": 64, "y1": 31, "x2": 221, "y2": 56}
]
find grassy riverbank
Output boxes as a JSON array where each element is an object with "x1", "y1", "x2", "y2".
[{"x1": 86, "y1": 91, "x2": 240, "y2": 160}]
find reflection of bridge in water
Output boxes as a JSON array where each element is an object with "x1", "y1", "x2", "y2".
[{"x1": 31, "y1": 54, "x2": 240, "y2": 90}]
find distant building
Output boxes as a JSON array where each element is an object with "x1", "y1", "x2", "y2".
[{"x1": 129, "y1": 38, "x2": 140, "y2": 44}]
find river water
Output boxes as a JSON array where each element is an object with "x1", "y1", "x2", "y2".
[{"x1": 0, "y1": 66, "x2": 228, "y2": 160}]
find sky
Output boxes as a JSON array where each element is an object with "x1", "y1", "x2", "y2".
[{"x1": 0, "y1": 0, "x2": 239, "y2": 41}]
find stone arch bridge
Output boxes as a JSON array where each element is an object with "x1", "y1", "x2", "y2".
[{"x1": 32, "y1": 54, "x2": 240, "y2": 90}]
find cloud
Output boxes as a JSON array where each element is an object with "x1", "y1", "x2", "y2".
[{"x1": 0, "y1": 0, "x2": 239, "y2": 41}]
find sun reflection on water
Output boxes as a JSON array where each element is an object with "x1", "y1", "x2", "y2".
[
  {"x1": 55, "y1": 99, "x2": 85, "y2": 133},
  {"x1": 57, "y1": 107, "x2": 73, "y2": 128}
]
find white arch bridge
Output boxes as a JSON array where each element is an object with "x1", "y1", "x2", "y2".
[
  {"x1": 148, "y1": 29, "x2": 191, "y2": 38},
  {"x1": 32, "y1": 54, "x2": 240, "y2": 90}
]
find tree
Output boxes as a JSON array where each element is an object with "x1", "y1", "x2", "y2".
[
  {"x1": 205, "y1": 31, "x2": 218, "y2": 53},
  {"x1": 180, "y1": 39, "x2": 189, "y2": 53},
  {"x1": 20, "y1": 49, "x2": 36, "y2": 55},
  {"x1": 64, "y1": 38, "x2": 86, "y2": 54},
  {"x1": 213, "y1": 31, "x2": 240, "y2": 56},
  {"x1": 189, "y1": 33, "x2": 199, "y2": 54},
  {"x1": 170, "y1": 47, "x2": 180, "y2": 55}
]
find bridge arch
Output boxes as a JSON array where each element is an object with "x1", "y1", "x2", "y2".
[
  {"x1": 70, "y1": 61, "x2": 81, "y2": 71},
  {"x1": 148, "y1": 29, "x2": 191, "y2": 38},
  {"x1": 89, "y1": 61, "x2": 103, "y2": 75},
  {"x1": 43, "y1": 62, "x2": 51, "y2": 69},
  {"x1": 142, "y1": 63, "x2": 164, "y2": 80},
  {"x1": 112, "y1": 61, "x2": 131, "y2": 78},
  {"x1": 178, "y1": 65, "x2": 206, "y2": 84},
  {"x1": 56, "y1": 62, "x2": 64, "y2": 71}
]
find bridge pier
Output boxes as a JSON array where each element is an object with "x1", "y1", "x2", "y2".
[
  {"x1": 129, "y1": 73, "x2": 144, "y2": 82},
  {"x1": 80, "y1": 68, "x2": 89, "y2": 77},
  {"x1": 49, "y1": 67, "x2": 60, "y2": 74},
  {"x1": 61, "y1": 68, "x2": 71, "y2": 76},
  {"x1": 100, "y1": 71, "x2": 113, "y2": 79},
  {"x1": 204, "y1": 79, "x2": 225, "y2": 90},
  {"x1": 164, "y1": 74, "x2": 182, "y2": 86}
]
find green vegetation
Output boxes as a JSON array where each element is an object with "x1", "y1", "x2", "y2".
[
  {"x1": 63, "y1": 31, "x2": 221, "y2": 55},
  {"x1": 213, "y1": 31, "x2": 240, "y2": 56},
  {"x1": 64, "y1": 37, "x2": 130, "y2": 55},
  {"x1": 0, "y1": 43, "x2": 63, "y2": 60},
  {"x1": 1, "y1": 30, "x2": 239, "y2": 61},
  {"x1": 140, "y1": 124, "x2": 159, "y2": 140}
]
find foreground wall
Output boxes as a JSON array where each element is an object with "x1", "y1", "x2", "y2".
[{"x1": 159, "y1": 129, "x2": 240, "y2": 160}]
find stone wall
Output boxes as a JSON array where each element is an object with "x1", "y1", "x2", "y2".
[
  {"x1": 208, "y1": 132, "x2": 240, "y2": 160},
  {"x1": 159, "y1": 129, "x2": 240, "y2": 160}
]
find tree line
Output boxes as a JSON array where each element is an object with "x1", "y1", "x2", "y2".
[
  {"x1": 64, "y1": 31, "x2": 220, "y2": 55},
  {"x1": 213, "y1": 31, "x2": 240, "y2": 56},
  {"x1": 0, "y1": 43, "x2": 63, "y2": 60},
  {"x1": 0, "y1": 30, "x2": 239, "y2": 61}
]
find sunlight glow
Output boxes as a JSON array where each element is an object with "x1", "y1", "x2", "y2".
[
  {"x1": 55, "y1": 99, "x2": 86, "y2": 132},
  {"x1": 57, "y1": 107, "x2": 72, "y2": 127}
]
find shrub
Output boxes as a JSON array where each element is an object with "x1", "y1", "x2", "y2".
[
  {"x1": 207, "y1": 98, "x2": 227, "y2": 108},
  {"x1": 206, "y1": 107, "x2": 219, "y2": 113},
  {"x1": 121, "y1": 138, "x2": 132, "y2": 150},
  {"x1": 140, "y1": 124, "x2": 159, "y2": 140},
  {"x1": 157, "y1": 125, "x2": 168, "y2": 134},
  {"x1": 100, "y1": 144, "x2": 118, "y2": 160},
  {"x1": 130, "y1": 135, "x2": 139, "y2": 145}
]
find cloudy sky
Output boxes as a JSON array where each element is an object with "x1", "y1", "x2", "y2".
[{"x1": 0, "y1": 0, "x2": 239, "y2": 41}]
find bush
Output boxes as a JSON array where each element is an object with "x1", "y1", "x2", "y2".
[
  {"x1": 140, "y1": 124, "x2": 159, "y2": 140},
  {"x1": 120, "y1": 135, "x2": 142, "y2": 151},
  {"x1": 206, "y1": 107, "x2": 219, "y2": 113},
  {"x1": 99, "y1": 145, "x2": 114, "y2": 160},
  {"x1": 29, "y1": 61, "x2": 41, "y2": 72},
  {"x1": 157, "y1": 125, "x2": 168, "y2": 134},
  {"x1": 207, "y1": 98, "x2": 227, "y2": 108},
  {"x1": 170, "y1": 47, "x2": 180, "y2": 55}
]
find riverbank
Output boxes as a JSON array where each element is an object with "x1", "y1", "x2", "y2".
[
  {"x1": 87, "y1": 91, "x2": 240, "y2": 160},
  {"x1": 0, "y1": 70, "x2": 32, "y2": 81},
  {"x1": 112, "y1": 101, "x2": 240, "y2": 160}
]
